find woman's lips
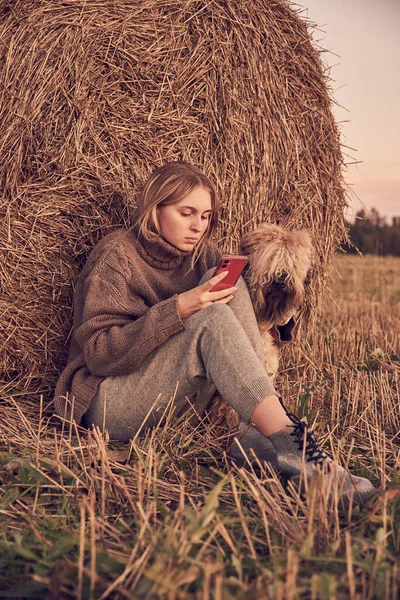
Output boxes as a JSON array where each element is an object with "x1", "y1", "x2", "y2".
[{"x1": 184, "y1": 238, "x2": 198, "y2": 243}]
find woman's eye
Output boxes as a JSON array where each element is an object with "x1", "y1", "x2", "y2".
[
  {"x1": 201, "y1": 215, "x2": 209, "y2": 221},
  {"x1": 181, "y1": 213, "x2": 191, "y2": 217}
]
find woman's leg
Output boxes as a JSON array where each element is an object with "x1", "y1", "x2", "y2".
[
  {"x1": 197, "y1": 270, "x2": 376, "y2": 506},
  {"x1": 199, "y1": 270, "x2": 264, "y2": 362},
  {"x1": 198, "y1": 270, "x2": 292, "y2": 436},
  {"x1": 84, "y1": 301, "x2": 287, "y2": 441}
]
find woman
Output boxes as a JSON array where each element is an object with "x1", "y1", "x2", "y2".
[{"x1": 54, "y1": 161, "x2": 376, "y2": 507}]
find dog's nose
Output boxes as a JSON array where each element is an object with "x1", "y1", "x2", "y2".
[{"x1": 272, "y1": 276, "x2": 287, "y2": 290}]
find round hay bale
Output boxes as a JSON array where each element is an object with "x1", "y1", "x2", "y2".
[{"x1": 0, "y1": 0, "x2": 347, "y2": 393}]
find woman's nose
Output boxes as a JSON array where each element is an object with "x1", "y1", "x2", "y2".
[{"x1": 191, "y1": 217, "x2": 202, "y2": 231}]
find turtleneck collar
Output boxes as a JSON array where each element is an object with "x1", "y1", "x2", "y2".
[{"x1": 133, "y1": 225, "x2": 192, "y2": 270}]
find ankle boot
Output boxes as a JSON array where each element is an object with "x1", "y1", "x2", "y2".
[
  {"x1": 269, "y1": 413, "x2": 377, "y2": 508},
  {"x1": 229, "y1": 422, "x2": 279, "y2": 470}
]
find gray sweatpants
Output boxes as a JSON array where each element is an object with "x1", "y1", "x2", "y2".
[{"x1": 84, "y1": 270, "x2": 276, "y2": 442}]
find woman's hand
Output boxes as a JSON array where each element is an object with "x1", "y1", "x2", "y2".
[{"x1": 177, "y1": 272, "x2": 237, "y2": 319}]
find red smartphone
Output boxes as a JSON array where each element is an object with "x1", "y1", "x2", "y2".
[{"x1": 209, "y1": 255, "x2": 248, "y2": 292}]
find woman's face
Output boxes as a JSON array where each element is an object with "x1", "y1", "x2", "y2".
[{"x1": 157, "y1": 186, "x2": 212, "y2": 251}]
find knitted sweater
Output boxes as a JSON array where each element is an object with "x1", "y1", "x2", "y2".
[{"x1": 54, "y1": 226, "x2": 222, "y2": 424}]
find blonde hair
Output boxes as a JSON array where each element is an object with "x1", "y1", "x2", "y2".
[{"x1": 135, "y1": 161, "x2": 219, "y2": 267}]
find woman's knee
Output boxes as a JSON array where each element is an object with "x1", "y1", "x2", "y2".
[
  {"x1": 197, "y1": 302, "x2": 233, "y2": 320},
  {"x1": 226, "y1": 274, "x2": 255, "y2": 313},
  {"x1": 235, "y1": 274, "x2": 249, "y2": 293},
  {"x1": 185, "y1": 302, "x2": 235, "y2": 331}
]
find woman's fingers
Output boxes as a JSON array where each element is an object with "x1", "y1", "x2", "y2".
[
  {"x1": 213, "y1": 295, "x2": 234, "y2": 304},
  {"x1": 207, "y1": 286, "x2": 237, "y2": 301},
  {"x1": 202, "y1": 271, "x2": 228, "y2": 290},
  {"x1": 178, "y1": 273, "x2": 236, "y2": 317},
  {"x1": 200, "y1": 272, "x2": 237, "y2": 300}
]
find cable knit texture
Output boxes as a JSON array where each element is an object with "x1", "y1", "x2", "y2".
[{"x1": 54, "y1": 225, "x2": 221, "y2": 423}]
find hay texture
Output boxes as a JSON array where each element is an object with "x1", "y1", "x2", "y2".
[{"x1": 0, "y1": 0, "x2": 347, "y2": 393}]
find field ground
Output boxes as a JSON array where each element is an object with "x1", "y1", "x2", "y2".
[{"x1": 0, "y1": 255, "x2": 399, "y2": 599}]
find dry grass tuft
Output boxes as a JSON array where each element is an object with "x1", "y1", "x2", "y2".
[{"x1": 0, "y1": 0, "x2": 347, "y2": 393}]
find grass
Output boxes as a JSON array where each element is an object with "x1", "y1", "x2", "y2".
[{"x1": 1, "y1": 255, "x2": 399, "y2": 599}]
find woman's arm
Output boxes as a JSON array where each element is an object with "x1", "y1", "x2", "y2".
[
  {"x1": 74, "y1": 237, "x2": 224, "y2": 378},
  {"x1": 75, "y1": 273, "x2": 185, "y2": 377}
]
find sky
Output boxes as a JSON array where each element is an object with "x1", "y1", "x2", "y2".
[{"x1": 297, "y1": 0, "x2": 400, "y2": 223}]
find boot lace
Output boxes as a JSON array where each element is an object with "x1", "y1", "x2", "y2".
[{"x1": 286, "y1": 413, "x2": 329, "y2": 466}]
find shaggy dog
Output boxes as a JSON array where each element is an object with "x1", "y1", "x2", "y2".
[{"x1": 207, "y1": 223, "x2": 314, "y2": 436}]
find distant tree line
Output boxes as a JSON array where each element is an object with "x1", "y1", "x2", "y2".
[{"x1": 343, "y1": 208, "x2": 400, "y2": 256}]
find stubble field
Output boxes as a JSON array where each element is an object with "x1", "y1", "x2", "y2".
[{"x1": 0, "y1": 255, "x2": 399, "y2": 599}]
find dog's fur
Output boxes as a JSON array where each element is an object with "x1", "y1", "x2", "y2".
[{"x1": 207, "y1": 223, "x2": 314, "y2": 434}]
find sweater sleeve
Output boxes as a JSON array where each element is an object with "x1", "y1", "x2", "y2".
[{"x1": 74, "y1": 272, "x2": 185, "y2": 377}]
